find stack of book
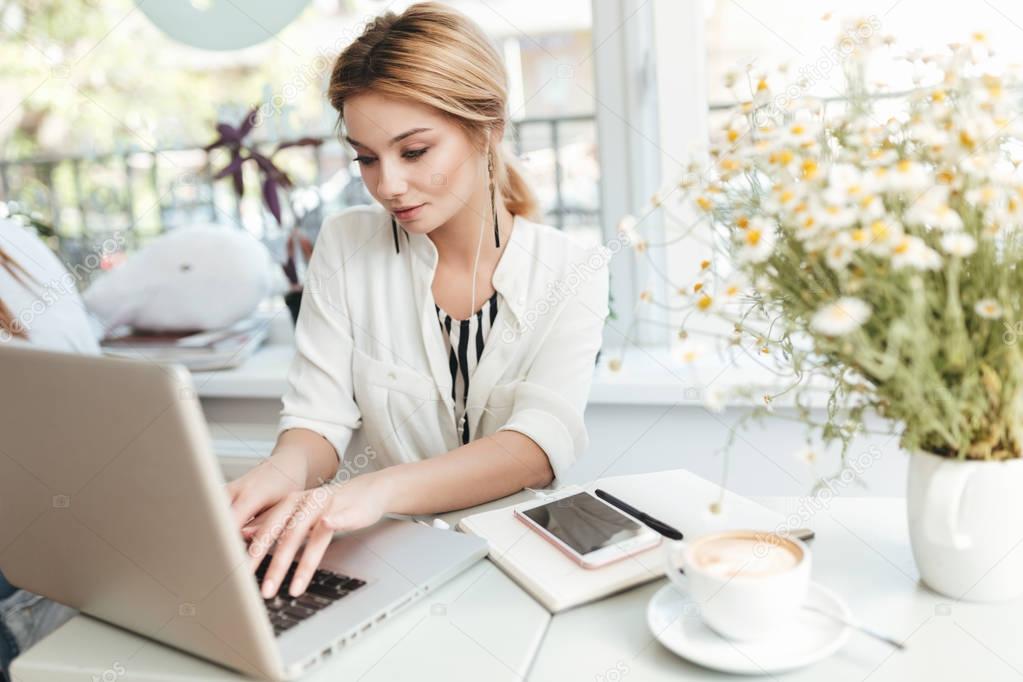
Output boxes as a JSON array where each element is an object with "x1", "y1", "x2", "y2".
[{"x1": 99, "y1": 314, "x2": 270, "y2": 371}]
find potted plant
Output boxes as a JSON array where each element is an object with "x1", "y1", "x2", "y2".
[
  {"x1": 626, "y1": 22, "x2": 1023, "y2": 601},
  {"x1": 204, "y1": 106, "x2": 321, "y2": 324}
]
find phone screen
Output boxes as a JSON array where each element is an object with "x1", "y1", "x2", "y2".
[{"x1": 520, "y1": 492, "x2": 646, "y2": 556}]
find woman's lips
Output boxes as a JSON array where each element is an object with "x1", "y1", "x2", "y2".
[{"x1": 394, "y1": 204, "x2": 425, "y2": 220}]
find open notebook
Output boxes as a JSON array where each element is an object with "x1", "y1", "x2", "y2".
[{"x1": 457, "y1": 469, "x2": 786, "y2": 613}]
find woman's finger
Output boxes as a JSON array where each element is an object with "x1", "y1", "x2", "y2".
[
  {"x1": 288, "y1": 518, "x2": 336, "y2": 597},
  {"x1": 242, "y1": 508, "x2": 273, "y2": 541},
  {"x1": 230, "y1": 491, "x2": 272, "y2": 531},
  {"x1": 246, "y1": 494, "x2": 302, "y2": 573},
  {"x1": 260, "y1": 494, "x2": 325, "y2": 598}
]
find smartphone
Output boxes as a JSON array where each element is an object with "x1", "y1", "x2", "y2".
[{"x1": 513, "y1": 490, "x2": 662, "y2": 568}]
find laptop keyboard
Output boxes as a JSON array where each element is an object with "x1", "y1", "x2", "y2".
[{"x1": 255, "y1": 555, "x2": 367, "y2": 636}]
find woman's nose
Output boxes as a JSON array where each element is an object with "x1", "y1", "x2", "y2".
[{"x1": 376, "y1": 161, "x2": 408, "y2": 199}]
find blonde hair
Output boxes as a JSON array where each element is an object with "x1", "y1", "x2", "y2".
[
  {"x1": 328, "y1": 1, "x2": 540, "y2": 220},
  {"x1": 0, "y1": 246, "x2": 39, "y2": 340}
]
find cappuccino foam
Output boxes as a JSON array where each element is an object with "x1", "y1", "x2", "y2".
[{"x1": 691, "y1": 534, "x2": 800, "y2": 578}]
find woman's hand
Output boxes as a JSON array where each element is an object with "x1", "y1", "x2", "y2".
[
  {"x1": 227, "y1": 449, "x2": 310, "y2": 531},
  {"x1": 242, "y1": 472, "x2": 393, "y2": 598}
]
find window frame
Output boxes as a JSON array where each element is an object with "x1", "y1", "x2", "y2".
[{"x1": 592, "y1": 0, "x2": 710, "y2": 349}]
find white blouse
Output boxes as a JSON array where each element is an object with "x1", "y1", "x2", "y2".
[{"x1": 276, "y1": 205, "x2": 609, "y2": 484}]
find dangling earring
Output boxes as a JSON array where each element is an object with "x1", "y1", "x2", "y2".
[
  {"x1": 488, "y1": 151, "x2": 500, "y2": 248},
  {"x1": 391, "y1": 216, "x2": 401, "y2": 254}
]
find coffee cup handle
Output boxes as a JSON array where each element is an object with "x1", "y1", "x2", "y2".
[{"x1": 663, "y1": 539, "x2": 690, "y2": 593}]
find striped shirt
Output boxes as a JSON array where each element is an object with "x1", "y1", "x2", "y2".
[{"x1": 435, "y1": 290, "x2": 500, "y2": 445}]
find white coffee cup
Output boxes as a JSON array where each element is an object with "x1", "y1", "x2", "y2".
[{"x1": 663, "y1": 530, "x2": 811, "y2": 640}]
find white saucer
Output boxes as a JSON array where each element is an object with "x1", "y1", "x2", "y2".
[{"x1": 647, "y1": 581, "x2": 851, "y2": 675}]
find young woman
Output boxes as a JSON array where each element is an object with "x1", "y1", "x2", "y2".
[
  {"x1": 0, "y1": 216, "x2": 99, "y2": 680},
  {"x1": 227, "y1": 2, "x2": 609, "y2": 600}
]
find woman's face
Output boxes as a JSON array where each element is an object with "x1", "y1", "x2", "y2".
[{"x1": 343, "y1": 90, "x2": 484, "y2": 234}]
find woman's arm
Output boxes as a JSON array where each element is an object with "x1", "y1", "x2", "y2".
[
  {"x1": 368, "y1": 430, "x2": 554, "y2": 515},
  {"x1": 228, "y1": 214, "x2": 358, "y2": 529}
]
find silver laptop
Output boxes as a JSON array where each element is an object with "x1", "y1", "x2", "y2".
[{"x1": 0, "y1": 344, "x2": 488, "y2": 680}]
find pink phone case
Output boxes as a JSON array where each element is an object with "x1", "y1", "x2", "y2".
[{"x1": 513, "y1": 506, "x2": 662, "y2": 569}]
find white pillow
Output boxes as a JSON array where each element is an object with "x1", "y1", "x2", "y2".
[{"x1": 83, "y1": 224, "x2": 287, "y2": 332}]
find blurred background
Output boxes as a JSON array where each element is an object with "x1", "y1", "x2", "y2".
[{"x1": 0, "y1": 0, "x2": 602, "y2": 279}]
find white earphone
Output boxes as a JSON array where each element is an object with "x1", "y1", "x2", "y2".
[{"x1": 468, "y1": 147, "x2": 490, "y2": 319}]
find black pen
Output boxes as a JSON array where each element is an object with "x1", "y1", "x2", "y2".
[{"x1": 595, "y1": 488, "x2": 683, "y2": 541}]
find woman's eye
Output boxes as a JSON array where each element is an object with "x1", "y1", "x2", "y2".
[{"x1": 355, "y1": 149, "x2": 425, "y2": 165}]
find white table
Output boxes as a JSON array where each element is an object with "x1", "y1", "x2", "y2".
[
  {"x1": 531, "y1": 496, "x2": 1023, "y2": 682},
  {"x1": 14, "y1": 493, "x2": 1023, "y2": 681}
]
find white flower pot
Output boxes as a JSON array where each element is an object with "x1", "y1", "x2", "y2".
[{"x1": 907, "y1": 450, "x2": 1023, "y2": 601}]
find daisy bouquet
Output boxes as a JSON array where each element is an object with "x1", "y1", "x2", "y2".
[{"x1": 632, "y1": 26, "x2": 1023, "y2": 466}]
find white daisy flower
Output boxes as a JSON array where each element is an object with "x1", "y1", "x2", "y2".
[
  {"x1": 983, "y1": 208, "x2": 1021, "y2": 237},
  {"x1": 752, "y1": 74, "x2": 773, "y2": 107},
  {"x1": 922, "y1": 248, "x2": 943, "y2": 270},
  {"x1": 719, "y1": 277, "x2": 747, "y2": 300},
  {"x1": 891, "y1": 235, "x2": 942, "y2": 270},
  {"x1": 940, "y1": 232, "x2": 977, "y2": 257},
  {"x1": 863, "y1": 218, "x2": 905, "y2": 256},
  {"x1": 855, "y1": 193, "x2": 886, "y2": 221},
  {"x1": 825, "y1": 232, "x2": 855, "y2": 270},
  {"x1": 737, "y1": 217, "x2": 778, "y2": 263},
  {"x1": 880, "y1": 159, "x2": 932, "y2": 194},
  {"x1": 791, "y1": 208, "x2": 823, "y2": 242},
  {"x1": 715, "y1": 116, "x2": 749, "y2": 147},
  {"x1": 702, "y1": 385, "x2": 726, "y2": 413},
  {"x1": 905, "y1": 186, "x2": 964, "y2": 231},
  {"x1": 989, "y1": 161, "x2": 1023, "y2": 186},
  {"x1": 954, "y1": 115, "x2": 998, "y2": 155},
  {"x1": 673, "y1": 339, "x2": 707, "y2": 364},
  {"x1": 741, "y1": 136, "x2": 781, "y2": 163},
  {"x1": 907, "y1": 120, "x2": 949, "y2": 150},
  {"x1": 862, "y1": 148, "x2": 899, "y2": 167},
  {"x1": 781, "y1": 118, "x2": 819, "y2": 149},
  {"x1": 974, "y1": 298, "x2": 1004, "y2": 319},
  {"x1": 912, "y1": 203, "x2": 964, "y2": 231},
  {"x1": 815, "y1": 201, "x2": 859, "y2": 230},
  {"x1": 826, "y1": 163, "x2": 877, "y2": 202},
  {"x1": 793, "y1": 444, "x2": 819, "y2": 465},
  {"x1": 616, "y1": 214, "x2": 640, "y2": 245},
  {"x1": 965, "y1": 185, "x2": 1003, "y2": 209},
  {"x1": 764, "y1": 184, "x2": 803, "y2": 213},
  {"x1": 959, "y1": 154, "x2": 995, "y2": 181},
  {"x1": 810, "y1": 297, "x2": 871, "y2": 337}
]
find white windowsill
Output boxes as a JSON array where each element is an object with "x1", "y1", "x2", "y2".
[{"x1": 589, "y1": 347, "x2": 832, "y2": 408}]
